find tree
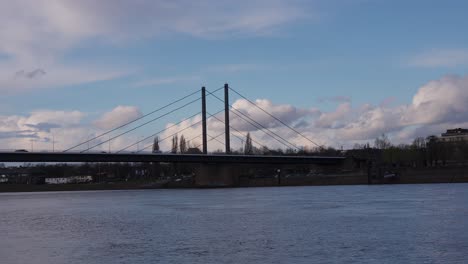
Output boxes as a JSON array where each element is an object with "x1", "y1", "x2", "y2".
[
  {"x1": 244, "y1": 132, "x2": 253, "y2": 155},
  {"x1": 261, "y1": 146, "x2": 270, "y2": 155},
  {"x1": 412, "y1": 137, "x2": 426, "y2": 149},
  {"x1": 426, "y1": 135, "x2": 438, "y2": 166},
  {"x1": 171, "y1": 135, "x2": 178, "y2": 154},
  {"x1": 374, "y1": 133, "x2": 391, "y2": 149},
  {"x1": 152, "y1": 136, "x2": 160, "y2": 153},
  {"x1": 179, "y1": 135, "x2": 187, "y2": 154}
]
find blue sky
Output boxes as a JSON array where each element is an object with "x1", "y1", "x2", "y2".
[{"x1": 1, "y1": 0, "x2": 468, "y2": 151}]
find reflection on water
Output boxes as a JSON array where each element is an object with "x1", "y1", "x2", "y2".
[{"x1": 1, "y1": 184, "x2": 468, "y2": 264}]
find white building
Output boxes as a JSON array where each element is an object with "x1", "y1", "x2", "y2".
[
  {"x1": 0, "y1": 175, "x2": 8, "y2": 183},
  {"x1": 440, "y1": 128, "x2": 468, "y2": 142},
  {"x1": 45, "y1": 175, "x2": 93, "y2": 184}
]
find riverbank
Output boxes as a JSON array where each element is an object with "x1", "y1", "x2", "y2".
[
  {"x1": 2, "y1": 167, "x2": 468, "y2": 192},
  {"x1": 0, "y1": 182, "x2": 169, "y2": 193}
]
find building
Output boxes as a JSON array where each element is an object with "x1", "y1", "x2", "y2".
[
  {"x1": 0, "y1": 175, "x2": 8, "y2": 183},
  {"x1": 45, "y1": 175, "x2": 93, "y2": 184},
  {"x1": 440, "y1": 128, "x2": 468, "y2": 142}
]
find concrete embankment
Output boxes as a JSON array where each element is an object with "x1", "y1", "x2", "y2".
[
  {"x1": 398, "y1": 167, "x2": 468, "y2": 184},
  {"x1": 1, "y1": 167, "x2": 468, "y2": 192},
  {"x1": 239, "y1": 173, "x2": 368, "y2": 187},
  {"x1": 0, "y1": 182, "x2": 168, "y2": 193}
]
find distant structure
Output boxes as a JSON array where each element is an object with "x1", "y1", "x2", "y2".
[
  {"x1": 186, "y1": 147, "x2": 202, "y2": 154},
  {"x1": 440, "y1": 128, "x2": 468, "y2": 142},
  {"x1": 152, "y1": 136, "x2": 161, "y2": 153},
  {"x1": 45, "y1": 175, "x2": 93, "y2": 184}
]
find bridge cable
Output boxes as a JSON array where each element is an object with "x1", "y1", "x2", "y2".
[
  {"x1": 194, "y1": 131, "x2": 226, "y2": 149},
  {"x1": 229, "y1": 108, "x2": 299, "y2": 150},
  {"x1": 65, "y1": 87, "x2": 223, "y2": 152},
  {"x1": 137, "y1": 109, "x2": 225, "y2": 153},
  {"x1": 82, "y1": 96, "x2": 203, "y2": 153},
  {"x1": 207, "y1": 112, "x2": 267, "y2": 150},
  {"x1": 207, "y1": 91, "x2": 300, "y2": 150},
  {"x1": 117, "y1": 87, "x2": 228, "y2": 153},
  {"x1": 229, "y1": 87, "x2": 323, "y2": 149},
  {"x1": 116, "y1": 86, "x2": 226, "y2": 153},
  {"x1": 116, "y1": 111, "x2": 201, "y2": 153}
]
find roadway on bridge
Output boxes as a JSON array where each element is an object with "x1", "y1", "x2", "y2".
[{"x1": 0, "y1": 152, "x2": 344, "y2": 164}]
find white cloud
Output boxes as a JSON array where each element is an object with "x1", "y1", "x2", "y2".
[
  {"x1": 409, "y1": 49, "x2": 468, "y2": 67},
  {"x1": 336, "y1": 74, "x2": 468, "y2": 145},
  {"x1": 315, "y1": 102, "x2": 351, "y2": 129},
  {"x1": 401, "y1": 75, "x2": 468, "y2": 125},
  {"x1": 0, "y1": 110, "x2": 87, "y2": 151},
  {"x1": 0, "y1": 106, "x2": 145, "y2": 152},
  {"x1": 94, "y1": 106, "x2": 143, "y2": 130},
  {"x1": 230, "y1": 98, "x2": 313, "y2": 131},
  {"x1": 223, "y1": 74, "x2": 468, "y2": 148}
]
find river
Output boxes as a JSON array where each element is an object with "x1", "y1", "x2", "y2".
[{"x1": 1, "y1": 184, "x2": 468, "y2": 263}]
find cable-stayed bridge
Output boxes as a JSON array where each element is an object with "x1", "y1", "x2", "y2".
[{"x1": 0, "y1": 84, "x2": 345, "y2": 186}]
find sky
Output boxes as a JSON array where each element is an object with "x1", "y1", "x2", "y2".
[{"x1": 1, "y1": 0, "x2": 468, "y2": 152}]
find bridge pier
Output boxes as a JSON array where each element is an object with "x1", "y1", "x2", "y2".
[{"x1": 194, "y1": 163, "x2": 239, "y2": 187}]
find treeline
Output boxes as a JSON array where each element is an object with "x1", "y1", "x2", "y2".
[
  {"x1": 348, "y1": 134, "x2": 468, "y2": 167},
  {"x1": 157, "y1": 132, "x2": 342, "y2": 156},
  {"x1": 28, "y1": 162, "x2": 190, "y2": 182}
]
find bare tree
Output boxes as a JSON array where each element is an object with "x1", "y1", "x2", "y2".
[
  {"x1": 171, "y1": 135, "x2": 178, "y2": 154},
  {"x1": 374, "y1": 133, "x2": 391, "y2": 149},
  {"x1": 179, "y1": 135, "x2": 187, "y2": 154},
  {"x1": 244, "y1": 132, "x2": 253, "y2": 155},
  {"x1": 412, "y1": 137, "x2": 426, "y2": 149},
  {"x1": 152, "y1": 136, "x2": 160, "y2": 153}
]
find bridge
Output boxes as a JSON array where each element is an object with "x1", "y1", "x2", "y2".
[
  {"x1": 0, "y1": 84, "x2": 348, "y2": 187},
  {"x1": 0, "y1": 151, "x2": 343, "y2": 164}
]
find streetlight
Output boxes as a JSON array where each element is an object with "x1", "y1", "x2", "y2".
[{"x1": 30, "y1": 139, "x2": 35, "y2": 152}]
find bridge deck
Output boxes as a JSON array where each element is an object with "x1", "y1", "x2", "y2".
[{"x1": 0, "y1": 152, "x2": 345, "y2": 165}]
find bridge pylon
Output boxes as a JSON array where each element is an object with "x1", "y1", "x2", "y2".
[
  {"x1": 224, "y1": 83, "x2": 231, "y2": 154},
  {"x1": 201, "y1": 87, "x2": 208, "y2": 154}
]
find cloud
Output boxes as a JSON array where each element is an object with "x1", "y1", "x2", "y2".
[
  {"x1": 337, "y1": 74, "x2": 468, "y2": 144},
  {"x1": 0, "y1": 110, "x2": 87, "y2": 151},
  {"x1": 403, "y1": 75, "x2": 468, "y2": 125},
  {"x1": 158, "y1": 98, "x2": 320, "y2": 151},
  {"x1": 24, "y1": 123, "x2": 61, "y2": 133},
  {"x1": 0, "y1": 107, "x2": 144, "y2": 152},
  {"x1": 230, "y1": 98, "x2": 313, "y2": 131},
  {"x1": 15, "y1": 69, "x2": 46, "y2": 79},
  {"x1": 408, "y1": 49, "x2": 468, "y2": 67},
  {"x1": 94, "y1": 106, "x2": 143, "y2": 130},
  {"x1": 315, "y1": 103, "x2": 351, "y2": 129},
  {"x1": 337, "y1": 105, "x2": 403, "y2": 141},
  {"x1": 221, "y1": 74, "x2": 468, "y2": 148},
  {"x1": 0, "y1": 0, "x2": 306, "y2": 92},
  {"x1": 3, "y1": 74, "x2": 467, "y2": 151}
]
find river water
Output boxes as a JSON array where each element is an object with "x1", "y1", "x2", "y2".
[{"x1": 1, "y1": 184, "x2": 468, "y2": 264}]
